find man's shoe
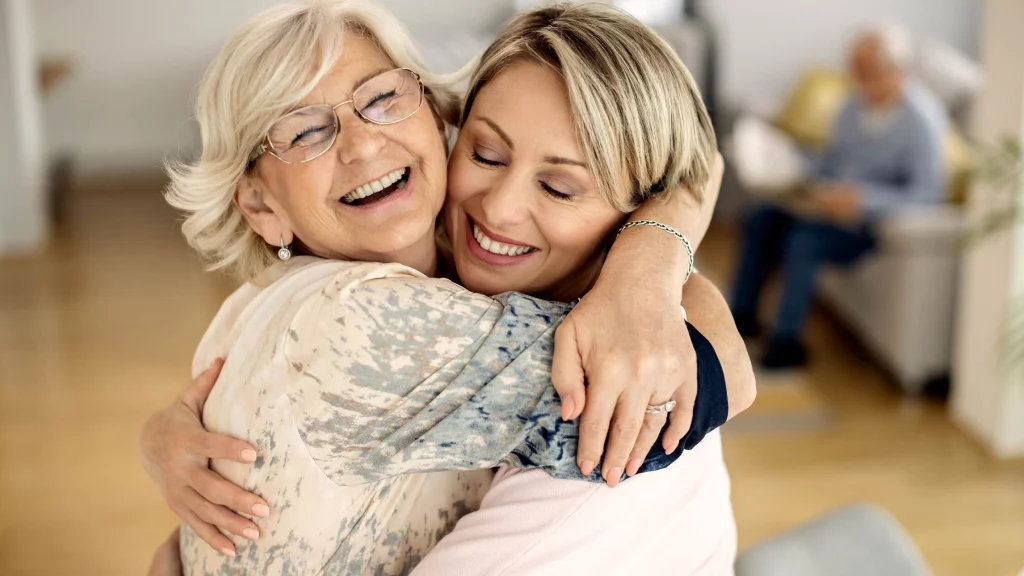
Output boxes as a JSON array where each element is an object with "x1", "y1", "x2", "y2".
[{"x1": 761, "y1": 337, "x2": 808, "y2": 370}]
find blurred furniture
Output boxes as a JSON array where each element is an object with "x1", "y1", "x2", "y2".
[
  {"x1": 818, "y1": 204, "x2": 964, "y2": 391},
  {"x1": 724, "y1": 43, "x2": 980, "y2": 393},
  {"x1": 735, "y1": 503, "x2": 934, "y2": 576},
  {"x1": 39, "y1": 57, "x2": 74, "y2": 226}
]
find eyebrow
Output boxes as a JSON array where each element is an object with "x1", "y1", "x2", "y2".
[
  {"x1": 478, "y1": 117, "x2": 515, "y2": 151},
  {"x1": 477, "y1": 116, "x2": 587, "y2": 167},
  {"x1": 543, "y1": 155, "x2": 587, "y2": 168},
  {"x1": 353, "y1": 67, "x2": 392, "y2": 91}
]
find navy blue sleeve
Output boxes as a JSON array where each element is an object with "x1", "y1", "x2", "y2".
[{"x1": 634, "y1": 321, "x2": 728, "y2": 475}]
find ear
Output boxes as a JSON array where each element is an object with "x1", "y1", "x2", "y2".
[{"x1": 234, "y1": 172, "x2": 294, "y2": 247}]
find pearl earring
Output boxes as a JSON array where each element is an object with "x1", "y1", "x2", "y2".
[{"x1": 277, "y1": 236, "x2": 292, "y2": 261}]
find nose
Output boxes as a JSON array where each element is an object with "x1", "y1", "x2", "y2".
[
  {"x1": 333, "y1": 106, "x2": 387, "y2": 164},
  {"x1": 479, "y1": 171, "x2": 531, "y2": 229}
]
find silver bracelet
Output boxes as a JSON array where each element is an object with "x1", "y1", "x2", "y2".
[{"x1": 617, "y1": 220, "x2": 695, "y2": 284}]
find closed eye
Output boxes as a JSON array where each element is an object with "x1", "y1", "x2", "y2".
[
  {"x1": 363, "y1": 90, "x2": 397, "y2": 110},
  {"x1": 292, "y1": 125, "x2": 332, "y2": 146},
  {"x1": 471, "y1": 151, "x2": 504, "y2": 167},
  {"x1": 541, "y1": 182, "x2": 574, "y2": 201}
]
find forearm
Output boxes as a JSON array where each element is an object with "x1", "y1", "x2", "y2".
[
  {"x1": 681, "y1": 273, "x2": 756, "y2": 420},
  {"x1": 629, "y1": 170, "x2": 717, "y2": 250},
  {"x1": 602, "y1": 152, "x2": 723, "y2": 292},
  {"x1": 860, "y1": 178, "x2": 942, "y2": 217}
]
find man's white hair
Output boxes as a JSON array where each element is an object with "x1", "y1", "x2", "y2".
[{"x1": 859, "y1": 23, "x2": 914, "y2": 70}]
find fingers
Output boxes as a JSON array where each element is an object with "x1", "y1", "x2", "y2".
[
  {"x1": 190, "y1": 467, "x2": 270, "y2": 519},
  {"x1": 180, "y1": 357, "x2": 225, "y2": 413},
  {"x1": 576, "y1": 388, "x2": 616, "y2": 478},
  {"x1": 625, "y1": 410, "x2": 668, "y2": 478},
  {"x1": 600, "y1": 394, "x2": 647, "y2": 488},
  {"x1": 147, "y1": 530, "x2": 183, "y2": 576},
  {"x1": 188, "y1": 428, "x2": 258, "y2": 464},
  {"x1": 552, "y1": 317, "x2": 586, "y2": 421},
  {"x1": 662, "y1": 380, "x2": 697, "y2": 454},
  {"x1": 183, "y1": 486, "x2": 260, "y2": 542},
  {"x1": 172, "y1": 501, "x2": 237, "y2": 557},
  {"x1": 164, "y1": 528, "x2": 181, "y2": 549}
]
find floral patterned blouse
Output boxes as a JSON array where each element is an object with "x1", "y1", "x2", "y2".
[{"x1": 181, "y1": 257, "x2": 717, "y2": 575}]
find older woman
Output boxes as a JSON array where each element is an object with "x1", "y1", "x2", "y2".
[{"x1": 141, "y1": 1, "x2": 753, "y2": 574}]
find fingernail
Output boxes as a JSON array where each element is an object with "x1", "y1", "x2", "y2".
[
  {"x1": 606, "y1": 467, "x2": 623, "y2": 485},
  {"x1": 251, "y1": 503, "x2": 270, "y2": 518},
  {"x1": 242, "y1": 528, "x2": 260, "y2": 541},
  {"x1": 561, "y1": 398, "x2": 575, "y2": 421},
  {"x1": 579, "y1": 460, "x2": 596, "y2": 476},
  {"x1": 626, "y1": 459, "x2": 642, "y2": 477},
  {"x1": 241, "y1": 449, "x2": 258, "y2": 462},
  {"x1": 220, "y1": 547, "x2": 236, "y2": 557},
  {"x1": 665, "y1": 441, "x2": 679, "y2": 454}
]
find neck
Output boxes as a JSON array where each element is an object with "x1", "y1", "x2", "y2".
[
  {"x1": 868, "y1": 83, "x2": 905, "y2": 111},
  {"x1": 540, "y1": 253, "x2": 605, "y2": 303},
  {"x1": 380, "y1": 233, "x2": 439, "y2": 278},
  {"x1": 297, "y1": 231, "x2": 439, "y2": 277}
]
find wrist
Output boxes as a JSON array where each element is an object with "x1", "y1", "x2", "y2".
[{"x1": 600, "y1": 225, "x2": 688, "y2": 293}]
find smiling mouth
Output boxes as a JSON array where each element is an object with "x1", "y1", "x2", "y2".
[
  {"x1": 468, "y1": 217, "x2": 536, "y2": 256},
  {"x1": 340, "y1": 167, "x2": 410, "y2": 206}
]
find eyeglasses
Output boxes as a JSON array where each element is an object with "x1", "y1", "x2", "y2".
[{"x1": 249, "y1": 68, "x2": 424, "y2": 165}]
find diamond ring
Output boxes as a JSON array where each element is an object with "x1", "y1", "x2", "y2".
[{"x1": 645, "y1": 400, "x2": 677, "y2": 415}]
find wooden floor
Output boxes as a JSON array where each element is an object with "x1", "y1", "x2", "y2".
[{"x1": 2, "y1": 173, "x2": 1023, "y2": 576}]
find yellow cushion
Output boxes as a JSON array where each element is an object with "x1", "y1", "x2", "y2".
[
  {"x1": 775, "y1": 69, "x2": 850, "y2": 150},
  {"x1": 775, "y1": 68, "x2": 975, "y2": 203},
  {"x1": 943, "y1": 129, "x2": 974, "y2": 204}
]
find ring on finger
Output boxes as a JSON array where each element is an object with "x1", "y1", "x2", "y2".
[{"x1": 645, "y1": 399, "x2": 676, "y2": 415}]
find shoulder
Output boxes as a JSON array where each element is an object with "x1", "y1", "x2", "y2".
[
  {"x1": 282, "y1": 261, "x2": 504, "y2": 362},
  {"x1": 837, "y1": 96, "x2": 861, "y2": 121},
  {"x1": 902, "y1": 83, "x2": 947, "y2": 135}
]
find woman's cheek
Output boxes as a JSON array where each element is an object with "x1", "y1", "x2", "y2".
[{"x1": 446, "y1": 154, "x2": 478, "y2": 204}]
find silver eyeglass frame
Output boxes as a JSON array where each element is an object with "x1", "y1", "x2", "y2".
[{"x1": 248, "y1": 68, "x2": 424, "y2": 165}]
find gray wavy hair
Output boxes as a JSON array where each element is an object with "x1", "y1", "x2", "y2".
[{"x1": 165, "y1": 0, "x2": 460, "y2": 281}]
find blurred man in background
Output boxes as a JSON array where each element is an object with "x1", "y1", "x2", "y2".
[{"x1": 730, "y1": 24, "x2": 946, "y2": 370}]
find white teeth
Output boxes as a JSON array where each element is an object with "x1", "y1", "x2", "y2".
[
  {"x1": 471, "y1": 221, "x2": 533, "y2": 257},
  {"x1": 342, "y1": 168, "x2": 407, "y2": 203}
]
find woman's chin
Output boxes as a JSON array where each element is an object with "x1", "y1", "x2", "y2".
[
  {"x1": 348, "y1": 217, "x2": 436, "y2": 262},
  {"x1": 454, "y1": 256, "x2": 527, "y2": 297}
]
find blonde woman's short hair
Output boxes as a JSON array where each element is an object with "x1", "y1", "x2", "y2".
[
  {"x1": 165, "y1": 0, "x2": 459, "y2": 281},
  {"x1": 461, "y1": 3, "x2": 716, "y2": 211}
]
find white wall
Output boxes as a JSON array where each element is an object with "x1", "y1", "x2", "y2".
[
  {"x1": 33, "y1": 0, "x2": 514, "y2": 173},
  {"x1": 704, "y1": 0, "x2": 981, "y2": 114},
  {"x1": 0, "y1": 0, "x2": 47, "y2": 254},
  {"x1": 34, "y1": 0, "x2": 982, "y2": 173},
  {"x1": 951, "y1": 0, "x2": 1024, "y2": 458}
]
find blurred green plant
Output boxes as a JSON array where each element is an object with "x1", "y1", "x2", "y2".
[
  {"x1": 966, "y1": 135, "x2": 1024, "y2": 378},
  {"x1": 965, "y1": 136, "x2": 1022, "y2": 246},
  {"x1": 1004, "y1": 299, "x2": 1024, "y2": 379}
]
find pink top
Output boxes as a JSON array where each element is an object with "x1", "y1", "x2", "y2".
[{"x1": 411, "y1": 430, "x2": 737, "y2": 576}]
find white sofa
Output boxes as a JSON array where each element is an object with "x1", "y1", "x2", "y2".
[{"x1": 817, "y1": 205, "x2": 964, "y2": 392}]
